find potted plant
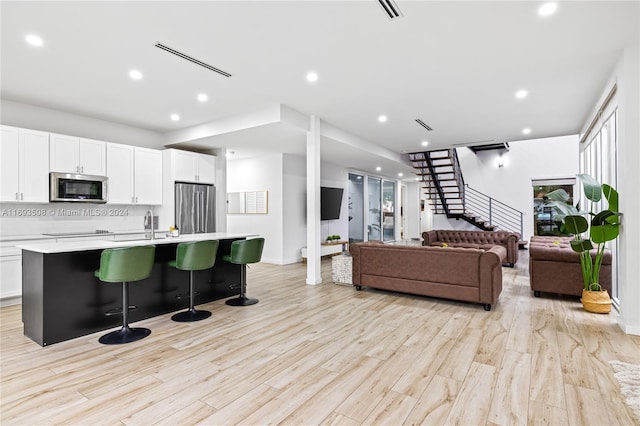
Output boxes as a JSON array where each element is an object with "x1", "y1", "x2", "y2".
[{"x1": 563, "y1": 174, "x2": 621, "y2": 313}]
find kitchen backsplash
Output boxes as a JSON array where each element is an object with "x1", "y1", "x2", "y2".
[{"x1": 0, "y1": 203, "x2": 158, "y2": 237}]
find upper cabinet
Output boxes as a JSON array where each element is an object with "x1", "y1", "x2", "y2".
[
  {"x1": 0, "y1": 125, "x2": 50, "y2": 203},
  {"x1": 134, "y1": 147, "x2": 162, "y2": 205},
  {"x1": 105, "y1": 143, "x2": 134, "y2": 204},
  {"x1": 50, "y1": 133, "x2": 106, "y2": 176},
  {"x1": 106, "y1": 143, "x2": 162, "y2": 205},
  {"x1": 169, "y1": 149, "x2": 216, "y2": 184}
]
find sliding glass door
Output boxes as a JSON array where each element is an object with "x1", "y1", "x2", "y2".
[
  {"x1": 367, "y1": 177, "x2": 382, "y2": 241},
  {"x1": 348, "y1": 173, "x2": 364, "y2": 243},
  {"x1": 348, "y1": 173, "x2": 397, "y2": 243}
]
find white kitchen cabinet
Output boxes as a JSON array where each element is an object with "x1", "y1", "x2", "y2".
[
  {"x1": 0, "y1": 247, "x2": 22, "y2": 301},
  {"x1": 0, "y1": 239, "x2": 50, "y2": 303},
  {"x1": 50, "y1": 133, "x2": 106, "y2": 175},
  {"x1": 106, "y1": 143, "x2": 162, "y2": 205},
  {"x1": 134, "y1": 147, "x2": 162, "y2": 205},
  {"x1": 170, "y1": 149, "x2": 216, "y2": 184},
  {"x1": 106, "y1": 143, "x2": 134, "y2": 204},
  {"x1": 0, "y1": 125, "x2": 50, "y2": 203},
  {"x1": 196, "y1": 154, "x2": 216, "y2": 184}
]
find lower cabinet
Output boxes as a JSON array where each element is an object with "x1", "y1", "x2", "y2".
[
  {"x1": 0, "y1": 248, "x2": 21, "y2": 301},
  {"x1": 0, "y1": 239, "x2": 50, "y2": 303}
]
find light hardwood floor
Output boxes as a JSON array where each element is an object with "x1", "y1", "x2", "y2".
[{"x1": 1, "y1": 249, "x2": 639, "y2": 425}]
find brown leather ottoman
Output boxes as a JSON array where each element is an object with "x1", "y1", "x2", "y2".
[{"x1": 529, "y1": 236, "x2": 611, "y2": 297}]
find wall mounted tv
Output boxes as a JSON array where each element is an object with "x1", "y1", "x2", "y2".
[{"x1": 321, "y1": 187, "x2": 344, "y2": 221}]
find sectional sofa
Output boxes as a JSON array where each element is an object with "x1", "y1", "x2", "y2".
[{"x1": 350, "y1": 241, "x2": 504, "y2": 311}]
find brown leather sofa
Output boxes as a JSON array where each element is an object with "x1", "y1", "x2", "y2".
[
  {"x1": 422, "y1": 230, "x2": 520, "y2": 267},
  {"x1": 350, "y1": 242, "x2": 504, "y2": 311},
  {"x1": 529, "y1": 236, "x2": 612, "y2": 297}
]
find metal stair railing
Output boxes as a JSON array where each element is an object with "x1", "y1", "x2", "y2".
[{"x1": 463, "y1": 184, "x2": 523, "y2": 236}]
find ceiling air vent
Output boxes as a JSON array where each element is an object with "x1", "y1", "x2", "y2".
[
  {"x1": 155, "y1": 42, "x2": 232, "y2": 77},
  {"x1": 377, "y1": 0, "x2": 403, "y2": 20},
  {"x1": 415, "y1": 119, "x2": 433, "y2": 131}
]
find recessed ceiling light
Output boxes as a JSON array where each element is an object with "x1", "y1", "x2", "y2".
[
  {"x1": 376, "y1": 166, "x2": 382, "y2": 172},
  {"x1": 129, "y1": 70, "x2": 143, "y2": 80},
  {"x1": 398, "y1": 173, "x2": 403, "y2": 177},
  {"x1": 378, "y1": 115, "x2": 388, "y2": 123},
  {"x1": 25, "y1": 34, "x2": 43, "y2": 47},
  {"x1": 538, "y1": 2, "x2": 557, "y2": 16},
  {"x1": 170, "y1": 114, "x2": 180, "y2": 121},
  {"x1": 197, "y1": 93, "x2": 208, "y2": 102},
  {"x1": 522, "y1": 128, "x2": 531, "y2": 134},
  {"x1": 421, "y1": 140, "x2": 429, "y2": 147},
  {"x1": 515, "y1": 90, "x2": 528, "y2": 99},
  {"x1": 306, "y1": 71, "x2": 319, "y2": 83}
]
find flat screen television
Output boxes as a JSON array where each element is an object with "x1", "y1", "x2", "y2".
[{"x1": 321, "y1": 187, "x2": 343, "y2": 220}]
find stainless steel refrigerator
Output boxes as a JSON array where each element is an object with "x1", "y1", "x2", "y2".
[{"x1": 175, "y1": 182, "x2": 216, "y2": 234}]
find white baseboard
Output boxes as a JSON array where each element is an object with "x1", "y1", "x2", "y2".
[
  {"x1": 0, "y1": 296, "x2": 21, "y2": 307},
  {"x1": 617, "y1": 319, "x2": 640, "y2": 336},
  {"x1": 260, "y1": 257, "x2": 302, "y2": 265}
]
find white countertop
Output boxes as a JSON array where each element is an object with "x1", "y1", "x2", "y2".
[
  {"x1": 0, "y1": 229, "x2": 151, "y2": 243},
  {"x1": 17, "y1": 233, "x2": 257, "y2": 254}
]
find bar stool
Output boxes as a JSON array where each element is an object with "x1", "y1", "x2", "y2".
[
  {"x1": 95, "y1": 245, "x2": 155, "y2": 345},
  {"x1": 224, "y1": 238, "x2": 265, "y2": 306},
  {"x1": 169, "y1": 240, "x2": 219, "y2": 322}
]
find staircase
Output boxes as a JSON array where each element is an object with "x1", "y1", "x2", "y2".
[{"x1": 409, "y1": 148, "x2": 523, "y2": 236}]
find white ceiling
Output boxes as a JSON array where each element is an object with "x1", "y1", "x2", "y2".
[{"x1": 1, "y1": 1, "x2": 638, "y2": 179}]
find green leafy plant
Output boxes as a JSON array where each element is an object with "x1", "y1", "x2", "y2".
[{"x1": 563, "y1": 174, "x2": 621, "y2": 290}]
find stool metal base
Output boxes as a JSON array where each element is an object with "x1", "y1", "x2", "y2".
[
  {"x1": 99, "y1": 326, "x2": 151, "y2": 345},
  {"x1": 225, "y1": 296, "x2": 259, "y2": 306},
  {"x1": 171, "y1": 309, "x2": 212, "y2": 322}
]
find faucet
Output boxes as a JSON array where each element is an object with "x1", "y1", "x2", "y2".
[{"x1": 144, "y1": 209, "x2": 155, "y2": 240}]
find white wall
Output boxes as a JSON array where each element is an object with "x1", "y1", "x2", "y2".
[
  {"x1": 1, "y1": 99, "x2": 164, "y2": 149},
  {"x1": 605, "y1": 45, "x2": 640, "y2": 335},
  {"x1": 283, "y1": 154, "x2": 307, "y2": 264},
  {"x1": 226, "y1": 153, "x2": 284, "y2": 264},
  {"x1": 457, "y1": 135, "x2": 579, "y2": 241},
  {"x1": 320, "y1": 163, "x2": 349, "y2": 242}
]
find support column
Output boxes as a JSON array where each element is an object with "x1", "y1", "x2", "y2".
[{"x1": 306, "y1": 116, "x2": 322, "y2": 285}]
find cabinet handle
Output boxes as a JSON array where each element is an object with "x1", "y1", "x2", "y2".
[
  {"x1": 15, "y1": 192, "x2": 18, "y2": 200},
  {"x1": 20, "y1": 193, "x2": 23, "y2": 200},
  {"x1": 135, "y1": 196, "x2": 138, "y2": 203},
  {"x1": 81, "y1": 166, "x2": 84, "y2": 173}
]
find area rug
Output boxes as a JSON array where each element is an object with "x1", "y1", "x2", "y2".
[{"x1": 609, "y1": 360, "x2": 640, "y2": 421}]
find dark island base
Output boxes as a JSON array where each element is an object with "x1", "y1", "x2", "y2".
[{"x1": 22, "y1": 239, "x2": 243, "y2": 346}]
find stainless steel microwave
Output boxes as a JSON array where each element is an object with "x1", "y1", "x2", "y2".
[{"x1": 50, "y1": 172, "x2": 108, "y2": 203}]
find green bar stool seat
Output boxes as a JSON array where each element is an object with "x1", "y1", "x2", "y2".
[
  {"x1": 224, "y1": 238, "x2": 265, "y2": 306},
  {"x1": 169, "y1": 240, "x2": 219, "y2": 322},
  {"x1": 95, "y1": 245, "x2": 156, "y2": 345}
]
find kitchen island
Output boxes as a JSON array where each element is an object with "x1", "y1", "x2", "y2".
[{"x1": 18, "y1": 233, "x2": 255, "y2": 346}]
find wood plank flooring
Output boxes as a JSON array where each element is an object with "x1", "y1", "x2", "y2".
[{"x1": 2, "y1": 249, "x2": 640, "y2": 425}]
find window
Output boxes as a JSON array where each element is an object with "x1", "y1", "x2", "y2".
[{"x1": 580, "y1": 101, "x2": 618, "y2": 300}]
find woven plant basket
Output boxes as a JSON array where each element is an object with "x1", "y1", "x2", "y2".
[{"x1": 581, "y1": 285, "x2": 612, "y2": 314}]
